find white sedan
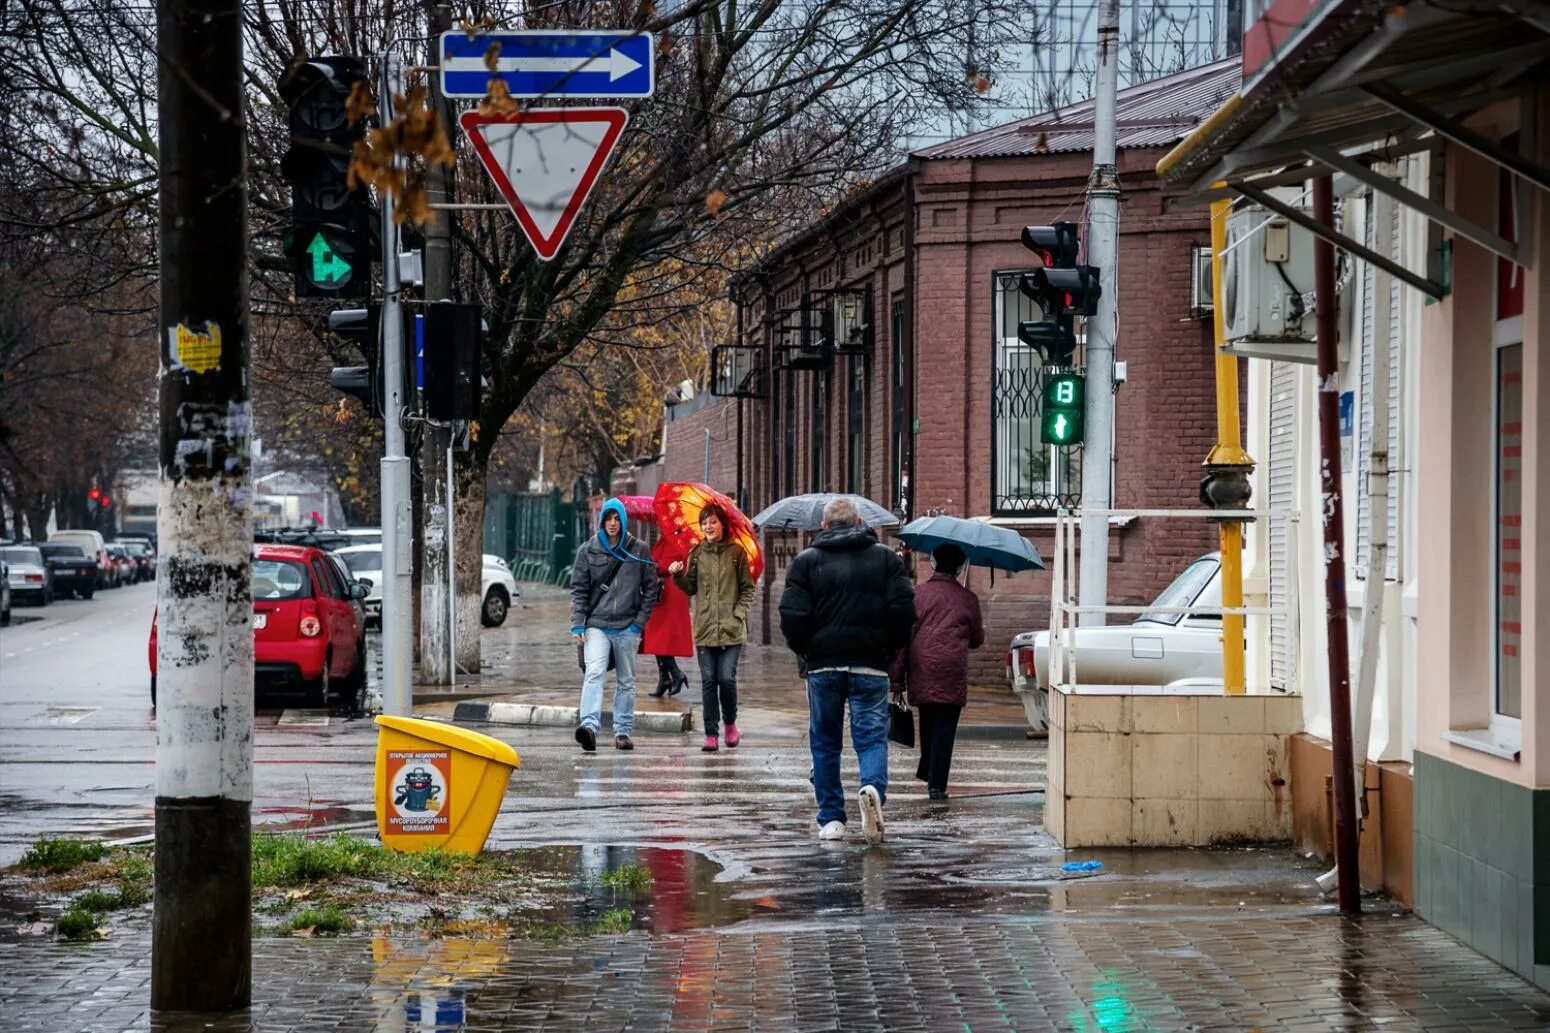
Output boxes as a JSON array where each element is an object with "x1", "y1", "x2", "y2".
[
  {"x1": 334, "y1": 546, "x2": 519, "y2": 629},
  {"x1": 1007, "y1": 553, "x2": 1224, "y2": 730}
]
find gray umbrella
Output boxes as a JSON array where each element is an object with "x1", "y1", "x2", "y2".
[
  {"x1": 895, "y1": 515, "x2": 1044, "y2": 572},
  {"x1": 751, "y1": 493, "x2": 899, "y2": 531}
]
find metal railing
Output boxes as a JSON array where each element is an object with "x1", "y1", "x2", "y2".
[{"x1": 1047, "y1": 507, "x2": 1298, "y2": 692}]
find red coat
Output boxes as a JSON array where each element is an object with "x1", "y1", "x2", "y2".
[
  {"x1": 893, "y1": 573, "x2": 985, "y2": 707},
  {"x1": 642, "y1": 538, "x2": 694, "y2": 657}
]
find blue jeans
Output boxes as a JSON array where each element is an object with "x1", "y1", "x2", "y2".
[
  {"x1": 806, "y1": 671, "x2": 890, "y2": 826},
  {"x1": 580, "y1": 628, "x2": 640, "y2": 736},
  {"x1": 696, "y1": 645, "x2": 741, "y2": 737}
]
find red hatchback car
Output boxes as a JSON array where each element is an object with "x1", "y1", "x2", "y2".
[{"x1": 149, "y1": 544, "x2": 367, "y2": 708}]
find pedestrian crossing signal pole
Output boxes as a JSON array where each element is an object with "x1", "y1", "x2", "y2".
[
  {"x1": 152, "y1": 0, "x2": 252, "y2": 1009},
  {"x1": 1078, "y1": 0, "x2": 1121, "y2": 627}
]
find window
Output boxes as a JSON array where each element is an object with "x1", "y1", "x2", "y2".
[
  {"x1": 890, "y1": 293, "x2": 907, "y2": 514},
  {"x1": 992, "y1": 271, "x2": 1081, "y2": 513},
  {"x1": 810, "y1": 371, "x2": 827, "y2": 491},
  {"x1": 1495, "y1": 341, "x2": 1523, "y2": 721},
  {"x1": 253, "y1": 559, "x2": 312, "y2": 600},
  {"x1": 1139, "y1": 557, "x2": 1220, "y2": 627},
  {"x1": 311, "y1": 557, "x2": 341, "y2": 599},
  {"x1": 847, "y1": 357, "x2": 866, "y2": 493}
]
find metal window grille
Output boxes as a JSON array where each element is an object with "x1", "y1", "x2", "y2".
[
  {"x1": 992, "y1": 271, "x2": 1083, "y2": 513},
  {"x1": 710, "y1": 344, "x2": 766, "y2": 399},
  {"x1": 890, "y1": 293, "x2": 907, "y2": 515}
]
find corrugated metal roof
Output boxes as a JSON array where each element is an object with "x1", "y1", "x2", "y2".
[{"x1": 913, "y1": 58, "x2": 1241, "y2": 161}]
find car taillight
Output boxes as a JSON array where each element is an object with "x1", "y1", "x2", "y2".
[
  {"x1": 1004, "y1": 651, "x2": 1012, "y2": 670},
  {"x1": 299, "y1": 615, "x2": 322, "y2": 637},
  {"x1": 25, "y1": 574, "x2": 42, "y2": 583},
  {"x1": 1021, "y1": 650, "x2": 1036, "y2": 677}
]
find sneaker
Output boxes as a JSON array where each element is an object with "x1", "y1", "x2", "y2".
[
  {"x1": 859, "y1": 785, "x2": 885, "y2": 845},
  {"x1": 701, "y1": 735, "x2": 719, "y2": 752},
  {"x1": 575, "y1": 726, "x2": 596, "y2": 753},
  {"x1": 615, "y1": 735, "x2": 634, "y2": 751},
  {"x1": 818, "y1": 820, "x2": 846, "y2": 841},
  {"x1": 928, "y1": 788, "x2": 949, "y2": 801},
  {"x1": 724, "y1": 723, "x2": 741, "y2": 748}
]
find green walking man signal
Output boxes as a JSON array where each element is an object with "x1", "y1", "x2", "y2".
[{"x1": 1042, "y1": 372, "x2": 1085, "y2": 445}]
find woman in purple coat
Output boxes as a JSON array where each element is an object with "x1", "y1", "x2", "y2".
[{"x1": 894, "y1": 544, "x2": 985, "y2": 800}]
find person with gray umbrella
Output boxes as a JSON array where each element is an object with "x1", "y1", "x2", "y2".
[
  {"x1": 779, "y1": 497, "x2": 915, "y2": 844},
  {"x1": 889, "y1": 543, "x2": 984, "y2": 799}
]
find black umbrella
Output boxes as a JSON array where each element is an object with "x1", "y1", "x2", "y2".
[{"x1": 751, "y1": 493, "x2": 898, "y2": 531}]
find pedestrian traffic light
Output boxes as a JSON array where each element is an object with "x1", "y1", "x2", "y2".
[
  {"x1": 1017, "y1": 222, "x2": 1101, "y2": 367},
  {"x1": 280, "y1": 57, "x2": 374, "y2": 299},
  {"x1": 1041, "y1": 372, "x2": 1085, "y2": 445}
]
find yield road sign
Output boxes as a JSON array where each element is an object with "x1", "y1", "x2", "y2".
[
  {"x1": 441, "y1": 31, "x2": 655, "y2": 99},
  {"x1": 460, "y1": 108, "x2": 629, "y2": 262}
]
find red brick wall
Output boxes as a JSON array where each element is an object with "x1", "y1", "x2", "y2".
[{"x1": 662, "y1": 395, "x2": 740, "y2": 495}]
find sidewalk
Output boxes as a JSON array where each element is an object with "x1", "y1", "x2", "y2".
[{"x1": 439, "y1": 583, "x2": 1031, "y2": 735}]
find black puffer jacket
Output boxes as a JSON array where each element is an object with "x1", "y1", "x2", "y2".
[{"x1": 779, "y1": 525, "x2": 916, "y2": 671}]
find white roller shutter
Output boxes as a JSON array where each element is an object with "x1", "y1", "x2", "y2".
[
  {"x1": 1268, "y1": 360, "x2": 1298, "y2": 692},
  {"x1": 1355, "y1": 191, "x2": 1403, "y2": 581}
]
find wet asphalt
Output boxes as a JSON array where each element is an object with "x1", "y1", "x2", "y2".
[{"x1": 4, "y1": 584, "x2": 1550, "y2": 1030}]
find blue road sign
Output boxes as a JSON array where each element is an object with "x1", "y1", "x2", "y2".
[{"x1": 441, "y1": 30, "x2": 655, "y2": 99}]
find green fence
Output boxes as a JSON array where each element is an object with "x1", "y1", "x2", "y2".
[{"x1": 483, "y1": 486, "x2": 591, "y2": 586}]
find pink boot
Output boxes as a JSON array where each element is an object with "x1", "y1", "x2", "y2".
[
  {"x1": 724, "y1": 723, "x2": 741, "y2": 748},
  {"x1": 701, "y1": 735, "x2": 719, "y2": 752}
]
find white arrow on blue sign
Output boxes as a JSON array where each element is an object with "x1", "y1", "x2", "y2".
[{"x1": 440, "y1": 30, "x2": 655, "y2": 99}]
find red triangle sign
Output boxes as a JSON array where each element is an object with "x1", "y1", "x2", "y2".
[{"x1": 460, "y1": 108, "x2": 629, "y2": 262}]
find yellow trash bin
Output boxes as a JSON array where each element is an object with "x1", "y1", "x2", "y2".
[{"x1": 373, "y1": 715, "x2": 520, "y2": 854}]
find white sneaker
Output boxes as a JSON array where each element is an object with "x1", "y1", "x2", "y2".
[
  {"x1": 859, "y1": 785, "x2": 885, "y2": 845},
  {"x1": 818, "y1": 820, "x2": 846, "y2": 841}
]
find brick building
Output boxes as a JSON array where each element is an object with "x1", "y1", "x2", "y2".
[{"x1": 664, "y1": 60, "x2": 1239, "y2": 682}]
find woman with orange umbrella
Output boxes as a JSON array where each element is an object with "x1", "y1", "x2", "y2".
[
  {"x1": 615, "y1": 496, "x2": 692, "y2": 697},
  {"x1": 655, "y1": 483, "x2": 762, "y2": 752}
]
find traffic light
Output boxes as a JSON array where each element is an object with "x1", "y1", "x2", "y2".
[
  {"x1": 280, "y1": 57, "x2": 374, "y2": 299},
  {"x1": 422, "y1": 303, "x2": 483, "y2": 422},
  {"x1": 1016, "y1": 222, "x2": 1101, "y2": 367},
  {"x1": 1041, "y1": 372, "x2": 1085, "y2": 445},
  {"x1": 326, "y1": 305, "x2": 409, "y2": 419}
]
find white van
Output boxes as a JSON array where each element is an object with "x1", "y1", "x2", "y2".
[{"x1": 50, "y1": 530, "x2": 108, "y2": 588}]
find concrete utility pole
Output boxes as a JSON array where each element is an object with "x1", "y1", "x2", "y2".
[
  {"x1": 380, "y1": 53, "x2": 415, "y2": 717},
  {"x1": 152, "y1": 0, "x2": 252, "y2": 1008},
  {"x1": 419, "y1": 0, "x2": 456, "y2": 685},
  {"x1": 1078, "y1": 0, "x2": 1121, "y2": 627}
]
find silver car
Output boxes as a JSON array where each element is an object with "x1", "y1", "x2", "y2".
[
  {"x1": 1008, "y1": 553, "x2": 1224, "y2": 730},
  {"x1": 1, "y1": 546, "x2": 53, "y2": 605}
]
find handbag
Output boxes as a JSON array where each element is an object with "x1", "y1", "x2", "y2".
[{"x1": 888, "y1": 698, "x2": 915, "y2": 748}]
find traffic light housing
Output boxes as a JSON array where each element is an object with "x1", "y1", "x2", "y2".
[
  {"x1": 1017, "y1": 222, "x2": 1101, "y2": 367},
  {"x1": 422, "y1": 303, "x2": 483, "y2": 422},
  {"x1": 1020, "y1": 222, "x2": 1079, "y2": 268},
  {"x1": 325, "y1": 305, "x2": 409, "y2": 419},
  {"x1": 1041, "y1": 372, "x2": 1085, "y2": 445},
  {"x1": 280, "y1": 57, "x2": 374, "y2": 299}
]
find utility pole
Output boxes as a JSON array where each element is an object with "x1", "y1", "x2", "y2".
[
  {"x1": 380, "y1": 53, "x2": 415, "y2": 717},
  {"x1": 1078, "y1": 0, "x2": 1120, "y2": 627},
  {"x1": 420, "y1": 0, "x2": 456, "y2": 684},
  {"x1": 152, "y1": 0, "x2": 251, "y2": 1009},
  {"x1": 1314, "y1": 174, "x2": 1361, "y2": 914}
]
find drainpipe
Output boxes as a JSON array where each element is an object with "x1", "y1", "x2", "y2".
[
  {"x1": 1205, "y1": 197, "x2": 1256, "y2": 695},
  {"x1": 1314, "y1": 175, "x2": 1362, "y2": 915}
]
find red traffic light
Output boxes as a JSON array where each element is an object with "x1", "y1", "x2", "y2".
[
  {"x1": 101, "y1": 497, "x2": 111, "y2": 508},
  {"x1": 88, "y1": 488, "x2": 101, "y2": 501}
]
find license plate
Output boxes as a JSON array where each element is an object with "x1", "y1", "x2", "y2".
[{"x1": 253, "y1": 613, "x2": 267, "y2": 630}]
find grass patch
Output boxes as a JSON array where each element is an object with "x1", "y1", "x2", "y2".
[
  {"x1": 277, "y1": 903, "x2": 354, "y2": 936},
  {"x1": 600, "y1": 863, "x2": 652, "y2": 892},
  {"x1": 55, "y1": 906, "x2": 101, "y2": 941},
  {"x1": 252, "y1": 834, "x2": 386, "y2": 887},
  {"x1": 74, "y1": 890, "x2": 120, "y2": 912},
  {"x1": 19, "y1": 838, "x2": 107, "y2": 874},
  {"x1": 593, "y1": 907, "x2": 634, "y2": 934}
]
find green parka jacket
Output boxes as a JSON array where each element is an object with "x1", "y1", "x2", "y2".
[{"x1": 674, "y1": 539, "x2": 756, "y2": 647}]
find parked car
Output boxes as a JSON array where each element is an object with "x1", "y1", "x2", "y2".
[
  {"x1": 117, "y1": 536, "x2": 157, "y2": 576},
  {"x1": 121, "y1": 541, "x2": 155, "y2": 582},
  {"x1": 1, "y1": 559, "x2": 11, "y2": 625},
  {"x1": 50, "y1": 530, "x2": 109, "y2": 588},
  {"x1": 1007, "y1": 553, "x2": 1224, "y2": 731},
  {"x1": 1, "y1": 546, "x2": 53, "y2": 605},
  {"x1": 149, "y1": 543, "x2": 368, "y2": 708},
  {"x1": 36, "y1": 542, "x2": 98, "y2": 599},
  {"x1": 104, "y1": 544, "x2": 135, "y2": 587},
  {"x1": 481, "y1": 554, "x2": 518, "y2": 628},
  {"x1": 337, "y1": 527, "x2": 381, "y2": 548},
  {"x1": 334, "y1": 544, "x2": 382, "y2": 629}
]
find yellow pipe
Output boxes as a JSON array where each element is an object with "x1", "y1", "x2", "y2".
[{"x1": 1209, "y1": 196, "x2": 1251, "y2": 696}]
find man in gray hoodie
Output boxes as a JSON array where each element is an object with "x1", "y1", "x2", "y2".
[{"x1": 569, "y1": 497, "x2": 659, "y2": 751}]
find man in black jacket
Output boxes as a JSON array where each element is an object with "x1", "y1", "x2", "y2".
[{"x1": 779, "y1": 497, "x2": 915, "y2": 844}]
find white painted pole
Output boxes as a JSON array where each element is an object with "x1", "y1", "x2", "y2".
[
  {"x1": 1078, "y1": 0, "x2": 1121, "y2": 627},
  {"x1": 447, "y1": 442, "x2": 456, "y2": 689},
  {"x1": 380, "y1": 52, "x2": 414, "y2": 717}
]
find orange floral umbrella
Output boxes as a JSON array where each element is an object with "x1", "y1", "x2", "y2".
[{"x1": 652, "y1": 482, "x2": 763, "y2": 581}]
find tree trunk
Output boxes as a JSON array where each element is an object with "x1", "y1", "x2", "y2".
[
  {"x1": 418, "y1": 427, "x2": 451, "y2": 684},
  {"x1": 453, "y1": 447, "x2": 487, "y2": 673}
]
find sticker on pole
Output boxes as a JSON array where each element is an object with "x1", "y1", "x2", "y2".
[
  {"x1": 461, "y1": 108, "x2": 628, "y2": 262},
  {"x1": 385, "y1": 749, "x2": 451, "y2": 835}
]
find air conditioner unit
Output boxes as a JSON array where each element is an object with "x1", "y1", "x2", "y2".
[{"x1": 1221, "y1": 201, "x2": 1317, "y2": 364}]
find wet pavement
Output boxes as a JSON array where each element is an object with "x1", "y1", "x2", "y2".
[{"x1": 6, "y1": 584, "x2": 1550, "y2": 1029}]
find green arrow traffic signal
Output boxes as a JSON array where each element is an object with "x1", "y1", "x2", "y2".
[{"x1": 306, "y1": 231, "x2": 353, "y2": 289}]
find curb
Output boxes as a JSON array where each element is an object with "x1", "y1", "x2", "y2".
[{"x1": 454, "y1": 700, "x2": 695, "y2": 733}]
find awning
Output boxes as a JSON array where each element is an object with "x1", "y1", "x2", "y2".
[{"x1": 1157, "y1": 0, "x2": 1550, "y2": 297}]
